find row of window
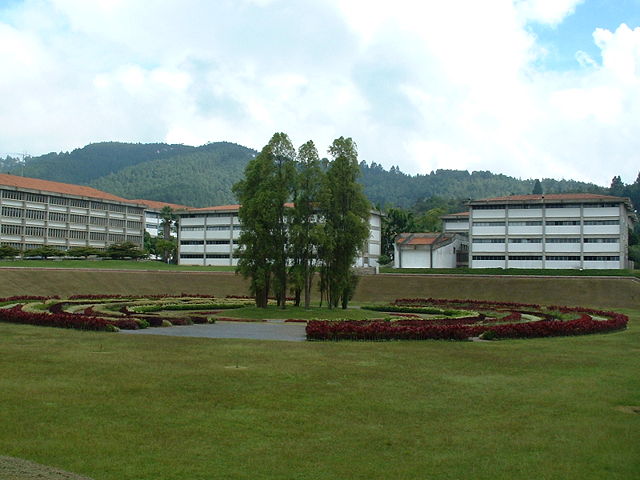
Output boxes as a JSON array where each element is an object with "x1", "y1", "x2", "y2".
[
  {"x1": 180, "y1": 253, "x2": 238, "y2": 259},
  {"x1": 472, "y1": 203, "x2": 618, "y2": 210},
  {"x1": 1, "y1": 207, "x2": 143, "y2": 228},
  {"x1": 473, "y1": 237, "x2": 619, "y2": 244},
  {"x1": 472, "y1": 255, "x2": 620, "y2": 261},
  {"x1": 181, "y1": 225, "x2": 234, "y2": 231},
  {"x1": 180, "y1": 240, "x2": 239, "y2": 245},
  {"x1": 180, "y1": 212, "x2": 239, "y2": 219},
  {"x1": 473, "y1": 220, "x2": 619, "y2": 227}
]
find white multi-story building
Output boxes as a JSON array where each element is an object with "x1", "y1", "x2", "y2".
[
  {"x1": 176, "y1": 205, "x2": 382, "y2": 267},
  {"x1": 0, "y1": 174, "x2": 145, "y2": 253},
  {"x1": 130, "y1": 199, "x2": 189, "y2": 237},
  {"x1": 442, "y1": 194, "x2": 636, "y2": 270}
]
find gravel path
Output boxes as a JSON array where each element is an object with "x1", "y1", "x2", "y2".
[{"x1": 120, "y1": 321, "x2": 307, "y2": 342}]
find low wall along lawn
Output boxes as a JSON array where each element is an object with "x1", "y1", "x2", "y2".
[{"x1": 0, "y1": 268, "x2": 638, "y2": 309}]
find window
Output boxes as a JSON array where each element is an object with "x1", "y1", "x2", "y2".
[
  {"x1": 89, "y1": 232, "x2": 106, "y2": 241},
  {"x1": 108, "y1": 234, "x2": 125, "y2": 242},
  {"x1": 473, "y1": 221, "x2": 505, "y2": 227},
  {"x1": 508, "y1": 255, "x2": 542, "y2": 261},
  {"x1": 473, "y1": 204, "x2": 506, "y2": 210},
  {"x1": 90, "y1": 216, "x2": 108, "y2": 226},
  {"x1": 206, "y1": 225, "x2": 231, "y2": 231},
  {"x1": 1, "y1": 224, "x2": 23, "y2": 235},
  {"x1": 69, "y1": 199, "x2": 89, "y2": 208},
  {"x1": 584, "y1": 256, "x2": 619, "y2": 261},
  {"x1": 206, "y1": 254, "x2": 232, "y2": 259},
  {"x1": 90, "y1": 201, "x2": 108, "y2": 211},
  {"x1": 473, "y1": 238, "x2": 504, "y2": 243},
  {"x1": 49, "y1": 196, "x2": 68, "y2": 206},
  {"x1": 181, "y1": 240, "x2": 205, "y2": 245},
  {"x1": 25, "y1": 209, "x2": 46, "y2": 219},
  {"x1": 472, "y1": 255, "x2": 505, "y2": 260},
  {"x1": 126, "y1": 220, "x2": 142, "y2": 229},
  {"x1": 545, "y1": 220, "x2": 580, "y2": 226},
  {"x1": 584, "y1": 220, "x2": 619, "y2": 226},
  {"x1": 546, "y1": 238, "x2": 580, "y2": 243},
  {"x1": 545, "y1": 203, "x2": 580, "y2": 209},
  {"x1": 1, "y1": 190, "x2": 24, "y2": 200},
  {"x1": 109, "y1": 218, "x2": 126, "y2": 228},
  {"x1": 110, "y1": 204, "x2": 127, "y2": 213},
  {"x1": 180, "y1": 254, "x2": 204, "y2": 259},
  {"x1": 48, "y1": 212, "x2": 68, "y2": 222},
  {"x1": 48, "y1": 228, "x2": 67, "y2": 238},
  {"x1": 69, "y1": 214, "x2": 88, "y2": 224},
  {"x1": 181, "y1": 226, "x2": 205, "y2": 231},
  {"x1": 508, "y1": 221, "x2": 542, "y2": 226},
  {"x1": 509, "y1": 238, "x2": 542, "y2": 243},
  {"x1": 127, "y1": 207, "x2": 144, "y2": 215},
  {"x1": 25, "y1": 226, "x2": 45, "y2": 236},
  {"x1": 583, "y1": 238, "x2": 618, "y2": 243},
  {"x1": 25, "y1": 193, "x2": 46, "y2": 203},
  {"x1": 206, "y1": 240, "x2": 237, "y2": 245},
  {"x1": 69, "y1": 230, "x2": 87, "y2": 239},
  {"x1": 546, "y1": 255, "x2": 580, "y2": 261},
  {"x1": 2, "y1": 206, "x2": 23, "y2": 217}
]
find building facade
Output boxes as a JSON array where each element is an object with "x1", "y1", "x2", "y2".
[
  {"x1": 0, "y1": 174, "x2": 145, "y2": 253},
  {"x1": 445, "y1": 194, "x2": 635, "y2": 270},
  {"x1": 177, "y1": 205, "x2": 382, "y2": 267},
  {"x1": 393, "y1": 233, "x2": 465, "y2": 269}
]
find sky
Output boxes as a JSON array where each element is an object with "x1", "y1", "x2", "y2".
[{"x1": 0, "y1": 0, "x2": 639, "y2": 186}]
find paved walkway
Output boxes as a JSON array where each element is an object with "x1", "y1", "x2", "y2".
[{"x1": 120, "y1": 320, "x2": 307, "y2": 342}]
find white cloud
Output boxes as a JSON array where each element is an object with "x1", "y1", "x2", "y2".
[{"x1": 0, "y1": 0, "x2": 639, "y2": 186}]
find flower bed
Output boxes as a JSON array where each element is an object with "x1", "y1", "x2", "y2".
[{"x1": 306, "y1": 298, "x2": 628, "y2": 341}]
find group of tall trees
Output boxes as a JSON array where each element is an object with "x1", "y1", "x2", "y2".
[{"x1": 233, "y1": 133, "x2": 370, "y2": 309}]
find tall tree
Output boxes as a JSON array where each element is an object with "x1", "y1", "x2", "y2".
[
  {"x1": 289, "y1": 140, "x2": 324, "y2": 308},
  {"x1": 159, "y1": 206, "x2": 178, "y2": 263},
  {"x1": 319, "y1": 137, "x2": 370, "y2": 309},
  {"x1": 532, "y1": 179, "x2": 543, "y2": 194},
  {"x1": 233, "y1": 133, "x2": 296, "y2": 308}
]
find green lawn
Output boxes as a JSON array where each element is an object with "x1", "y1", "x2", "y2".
[
  {"x1": 0, "y1": 259, "x2": 235, "y2": 272},
  {"x1": 1, "y1": 311, "x2": 639, "y2": 480},
  {"x1": 217, "y1": 305, "x2": 384, "y2": 320}
]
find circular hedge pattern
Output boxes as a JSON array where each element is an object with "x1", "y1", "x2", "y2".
[
  {"x1": 0, "y1": 295, "x2": 629, "y2": 341},
  {"x1": 306, "y1": 298, "x2": 629, "y2": 341}
]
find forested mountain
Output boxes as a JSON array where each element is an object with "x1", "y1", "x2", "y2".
[
  {"x1": 3, "y1": 142, "x2": 195, "y2": 184},
  {"x1": 91, "y1": 143, "x2": 256, "y2": 207},
  {"x1": 0, "y1": 140, "x2": 623, "y2": 210},
  {"x1": 360, "y1": 162, "x2": 607, "y2": 209}
]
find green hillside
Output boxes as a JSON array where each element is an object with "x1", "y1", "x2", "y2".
[
  {"x1": 1, "y1": 140, "x2": 628, "y2": 209},
  {"x1": 91, "y1": 142, "x2": 256, "y2": 207},
  {"x1": 3, "y1": 142, "x2": 195, "y2": 184}
]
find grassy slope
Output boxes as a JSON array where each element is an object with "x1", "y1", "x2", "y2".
[
  {"x1": 0, "y1": 259, "x2": 235, "y2": 272},
  {"x1": 0, "y1": 312, "x2": 638, "y2": 480}
]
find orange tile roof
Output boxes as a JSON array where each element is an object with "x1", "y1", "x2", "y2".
[
  {"x1": 0, "y1": 173, "x2": 138, "y2": 204},
  {"x1": 396, "y1": 232, "x2": 447, "y2": 246},
  {"x1": 442, "y1": 211, "x2": 469, "y2": 218},
  {"x1": 186, "y1": 202, "x2": 296, "y2": 212},
  {"x1": 130, "y1": 199, "x2": 190, "y2": 211},
  {"x1": 472, "y1": 193, "x2": 624, "y2": 203}
]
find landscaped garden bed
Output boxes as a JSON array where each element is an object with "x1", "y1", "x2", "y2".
[
  {"x1": 307, "y1": 298, "x2": 629, "y2": 341},
  {"x1": 0, "y1": 295, "x2": 629, "y2": 341}
]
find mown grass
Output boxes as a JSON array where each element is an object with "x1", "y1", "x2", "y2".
[
  {"x1": 381, "y1": 266, "x2": 640, "y2": 277},
  {"x1": 0, "y1": 259, "x2": 235, "y2": 272},
  {"x1": 218, "y1": 305, "x2": 384, "y2": 320},
  {"x1": 1, "y1": 309, "x2": 639, "y2": 480}
]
